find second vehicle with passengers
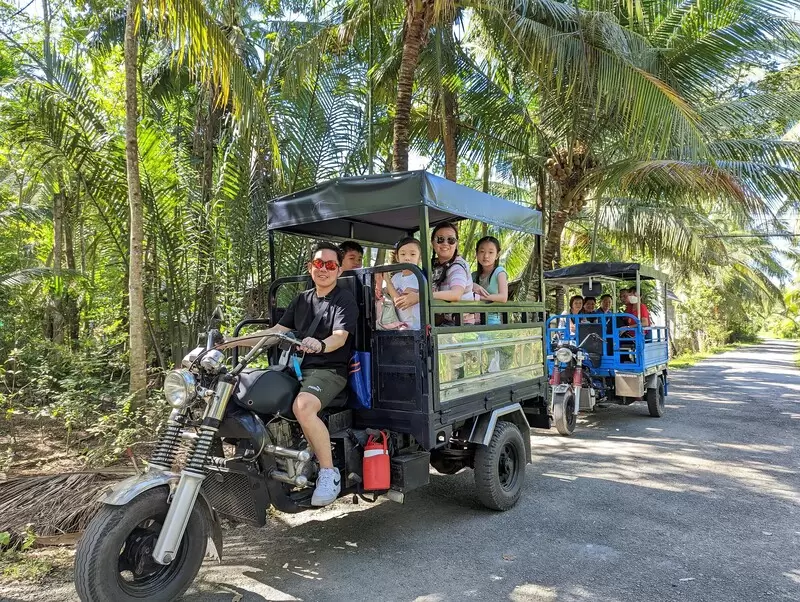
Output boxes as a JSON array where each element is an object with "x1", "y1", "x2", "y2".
[{"x1": 542, "y1": 262, "x2": 670, "y2": 434}]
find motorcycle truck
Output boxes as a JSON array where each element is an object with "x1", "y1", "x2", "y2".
[
  {"x1": 74, "y1": 171, "x2": 554, "y2": 601},
  {"x1": 544, "y1": 262, "x2": 671, "y2": 435}
]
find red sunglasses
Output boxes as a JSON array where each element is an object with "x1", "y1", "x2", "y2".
[{"x1": 312, "y1": 258, "x2": 339, "y2": 271}]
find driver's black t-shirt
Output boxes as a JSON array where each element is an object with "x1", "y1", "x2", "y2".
[{"x1": 278, "y1": 286, "x2": 358, "y2": 378}]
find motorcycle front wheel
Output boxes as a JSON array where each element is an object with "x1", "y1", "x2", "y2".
[
  {"x1": 552, "y1": 391, "x2": 577, "y2": 436},
  {"x1": 75, "y1": 487, "x2": 209, "y2": 602}
]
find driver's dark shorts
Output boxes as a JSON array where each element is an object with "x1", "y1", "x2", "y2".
[{"x1": 299, "y1": 368, "x2": 347, "y2": 409}]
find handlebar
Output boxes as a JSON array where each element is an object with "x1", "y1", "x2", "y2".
[{"x1": 227, "y1": 331, "x2": 302, "y2": 377}]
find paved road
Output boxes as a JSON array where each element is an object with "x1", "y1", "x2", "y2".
[{"x1": 3, "y1": 340, "x2": 799, "y2": 602}]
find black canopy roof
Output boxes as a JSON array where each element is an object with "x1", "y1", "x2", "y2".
[
  {"x1": 267, "y1": 171, "x2": 543, "y2": 245},
  {"x1": 544, "y1": 262, "x2": 668, "y2": 283}
]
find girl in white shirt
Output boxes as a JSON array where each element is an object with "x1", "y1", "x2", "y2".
[{"x1": 384, "y1": 237, "x2": 422, "y2": 329}]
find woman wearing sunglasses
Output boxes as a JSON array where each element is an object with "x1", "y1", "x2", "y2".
[{"x1": 396, "y1": 222, "x2": 475, "y2": 326}]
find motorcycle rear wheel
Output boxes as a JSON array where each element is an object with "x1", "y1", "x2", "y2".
[{"x1": 75, "y1": 487, "x2": 208, "y2": 602}]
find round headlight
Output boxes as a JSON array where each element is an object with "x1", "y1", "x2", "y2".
[
  {"x1": 163, "y1": 369, "x2": 197, "y2": 408},
  {"x1": 555, "y1": 347, "x2": 574, "y2": 364},
  {"x1": 200, "y1": 349, "x2": 225, "y2": 373}
]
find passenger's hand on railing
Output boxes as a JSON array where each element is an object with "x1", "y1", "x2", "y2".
[
  {"x1": 473, "y1": 284, "x2": 489, "y2": 299},
  {"x1": 395, "y1": 291, "x2": 418, "y2": 310}
]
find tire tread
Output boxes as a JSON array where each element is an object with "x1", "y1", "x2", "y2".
[
  {"x1": 647, "y1": 376, "x2": 666, "y2": 417},
  {"x1": 473, "y1": 421, "x2": 526, "y2": 511},
  {"x1": 74, "y1": 487, "x2": 207, "y2": 602},
  {"x1": 553, "y1": 392, "x2": 576, "y2": 436}
]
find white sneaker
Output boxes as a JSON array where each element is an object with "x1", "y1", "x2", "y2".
[{"x1": 311, "y1": 467, "x2": 341, "y2": 506}]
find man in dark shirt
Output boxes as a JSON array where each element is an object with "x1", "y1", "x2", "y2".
[{"x1": 238, "y1": 242, "x2": 358, "y2": 505}]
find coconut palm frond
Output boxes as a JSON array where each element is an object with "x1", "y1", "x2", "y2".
[{"x1": 0, "y1": 267, "x2": 83, "y2": 287}]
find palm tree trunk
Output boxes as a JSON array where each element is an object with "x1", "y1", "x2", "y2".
[
  {"x1": 63, "y1": 194, "x2": 79, "y2": 343},
  {"x1": 542, "y1": 207, "x2": 569, "y2": 271},
  {"x1": 442, "y1": 87, "x2": 457, "y2": 181},
  {"x1": 392, "y1": 1, "x2": 431, "y2": 172},
  {"x1": 51, "y1": 188, "x2": 64, "y2": 344},
  {"x1": 124, "y1": 0, "x2": 147, "y2": 407}
]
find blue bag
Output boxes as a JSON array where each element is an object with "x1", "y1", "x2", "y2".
[{"x1": 348, "y1": 351, "x2": 372, "y2": 409}]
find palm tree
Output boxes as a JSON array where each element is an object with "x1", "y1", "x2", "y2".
[
  {"x1": 124, "y1": 0, "x2": 147, "y2": 404},
  {"x1": 118, "y1": 0, "x2": 282, "y2": 402},
  {"x1": 471, "y1": 0, "x2": 800, "y2": 283}
]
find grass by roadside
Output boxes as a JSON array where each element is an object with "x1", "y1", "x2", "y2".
[
  {"x1": 0, "y1": 530, "x2": 73, "y2": 585},
  {"x1": 669, "y1": 341, "x2": 756, "y2": 370}
]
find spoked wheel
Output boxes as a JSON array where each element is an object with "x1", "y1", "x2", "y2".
[
  {"x1": 647, "y1": 376, "x2": 666, "y2": 417},
  {"x1": 553, "y1": 391, "x2": 577, "y2": 436},
  {"x1": 75, "y1": 488, "x2": 209, "y2": 602},
  {"x1": 474, "y1": 421, "x2": 526, "y2": 511}
]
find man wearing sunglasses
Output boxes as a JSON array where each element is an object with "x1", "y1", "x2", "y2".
[{"x1": 238, "y1": 242, "x2": 358, "y2": 506}]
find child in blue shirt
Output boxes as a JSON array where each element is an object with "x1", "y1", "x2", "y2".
[{"x1": 472, "y1": 236, "x2": 508, "y2": 325}]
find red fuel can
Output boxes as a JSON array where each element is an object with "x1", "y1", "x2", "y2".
[{"x1": 363, "y1": 431, "x2": 390, "y2": 491}]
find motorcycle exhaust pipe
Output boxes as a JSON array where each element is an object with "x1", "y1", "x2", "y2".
[
  {"x1": 264, "y1": 444, "x2": 311, "y2": 462},
  {"x1": 269, "y1": 469, "x2": 308, "y2": 488}
]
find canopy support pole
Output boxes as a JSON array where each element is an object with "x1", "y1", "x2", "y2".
[
  {"x1": 268, "y1": 231, "x2": 276, "y2": 283},
  {"x1": 367, "y1": 0, "x2": 374, "y2": 174},
  {"x1": 635, "y1": 271, "x2": 641, "y2": 320}
]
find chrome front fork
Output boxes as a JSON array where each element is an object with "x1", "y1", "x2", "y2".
[
  {"x1": 573, "y1": 352, "x2": 583, "y2": 415},
  {"x1": 152, "y1": 378, "x2": 234, "y2": 565}
]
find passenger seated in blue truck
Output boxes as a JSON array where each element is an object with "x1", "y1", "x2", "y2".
[
  {"x1": 623, "y1": 287, "x2": 653, "y2": 342},
  {"x1": 580, "y1": 296, "x2": 599, "y2": 323},
  {"x1": 559, "y1": 295, "x2": 584, "y2": 336}
]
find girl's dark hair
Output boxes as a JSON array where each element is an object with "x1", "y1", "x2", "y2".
[
  {"x1": 393, "y1": 237, "x2": 421, "y2": 264},
  {"x1": 395, "y1": 236, "x2": 421, "y2": 252},
  {"x1": 430, "y1": 222, "x2": 460, "y2": 287},
  {"x1": 569, "y1": 295, "x2": 584, "y2": 311},
  {"x1": 476, "y1": 236, "x2": 501, "y2": 272}
]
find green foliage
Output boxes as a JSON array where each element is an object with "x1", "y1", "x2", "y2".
[
  {"x1": 2, "y1": 338, "x2": 168, "y2": 465},
  {"x1": 675, "y1": 278, "x2": 765, "y2": 353},
  {"x1": 0, "y1": 0, "x2": 798, "y2": 469},
  {"x1": 766, "y1": 280, "x2": 800, "y2": 339},
  {"x1": 0, "y1": 527, "x2": 54, "y2": 584}
]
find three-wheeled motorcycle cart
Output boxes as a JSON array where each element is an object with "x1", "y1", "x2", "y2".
[
  {"x1": 74, "y1": 171, "x2": 554, "y2": 601},
  {"x1": 543, "y1": 262, "x2": 670, "y2": 434}
]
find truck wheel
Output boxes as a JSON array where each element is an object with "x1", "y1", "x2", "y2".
[
  {"x1": 647, "y1": 376, "x2": 666, "y2": 417},
  {"x1": 74, "y1": 488, "x2": 209, "y2": 602},
  {"x1": 552, "y1": 392, "x2": 576, "y2": 436},
  {"x1": 474, "y1": 421, "x2": 526, "y2": 511}
]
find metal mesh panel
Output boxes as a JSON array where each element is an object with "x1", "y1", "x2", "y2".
[{"x1": 202, "y1": 470, "x2": 265, "y2": 526}]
